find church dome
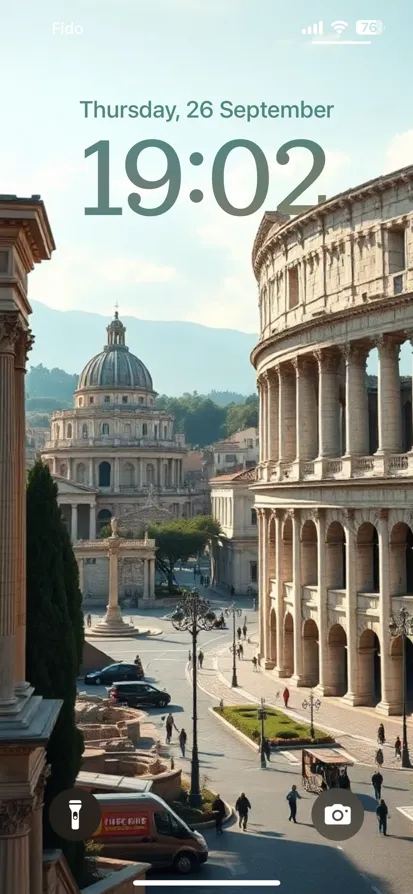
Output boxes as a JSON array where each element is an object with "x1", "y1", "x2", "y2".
[{"x1": 77, "y1": 312, "x2": 153, "y2": 391}]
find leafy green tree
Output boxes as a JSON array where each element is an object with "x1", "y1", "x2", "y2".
[
  {"x1": 26, "y1": 461, "x2": 85, "y2": 883},
  {"x1": 148, "y1": 518, "x2": 212, "y2": 592},
  {"x1": 225, "y1": 401, "x2": 258, "y2": 436}
]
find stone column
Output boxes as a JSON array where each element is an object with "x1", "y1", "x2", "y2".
[
  {"x1": 343, "y1": 344, "x2": 369, "y2": 455},
  {"x1": 257, "y1": 509, "x2": 264, "y2": 660},
  {"x1": 0, "y1": 315, "x2": 19, "y2": 709},
  {"x1": 90, "y1": 503, "x2": 96, "y2": 540},
  {"x1": 376, "y1": 336, "x2": 402, "y2": 453},
  {"x1": 143, "y1": 559, "x2": 150, "y2": 600},
  {"x1": 149, "y1": 558, "x2": 155, "y2": 599},
  {"x1": 30, "y1": 767, "x2": 50, "y2": 894},
  {"x1": 114, "y1": 457, "x2": 120, "y2": 492},
  {"x1": 67, "y1": 459, "x2": 72, "y2": 480},
  {"x1": 78, "y1": 558, "x2": 84, "y2": 595},
  {"x1": 258, "y1": 380, "x2": 264, "y2": 463},
  {"x1": 376, "y1": 510, "x2": 394, "y2": 714},
  {"x1": 71, "y1": 503, "x2": 78, "y2": 542},
  {"x1": 266, "y1": 370, "x2": 279, "y2": 463},
  {"x1": 344, "y1": 509, "x2": 358, "y2": 703},
  {"x1": 14, "y1": 327, "x2": 34, "y2": 696},
  {"x1": 260, "y1": 377, "x2": 268, "y2": 462},
  {"x1": 107, "y1": 543, "x2": 121, "y2": 620},
  {"x1": 316, "y1": 349, "x2": 341, "y2": 457},
  {"x1": 0, "y1": 798, "x2": 32, "y2": 894},
  {"x1": 156, "y1": 458, "x2": 161, "y2": 486},
  {"x1": 291, "y1": 510, "x2": 303, "y2": 683},
  {"x1": 274, "y1": 510, "x2": 286, "y2": 675},
  {"x1": 409, "y1": 334, "x2": 413, "y2": 450},
  {"x1": 278, "y1": 364, "x2": 296, "y2": 463},
  {"x1": 294, "y1": 357, "x2": 318, "y2": 461},
  {"x1": 315, "y1": 510, "x2": 328, "y2": 694},
  {"x1": 137, "y1": 457, "x2": 141, "y2": 488},
  {"x1": 88, "y1": 458, "x2": 94, "y2": 486}
]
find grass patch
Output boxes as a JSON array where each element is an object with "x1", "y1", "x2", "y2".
[{"x1": 214, "y1": 704, "x2": 333, "y2": 745}]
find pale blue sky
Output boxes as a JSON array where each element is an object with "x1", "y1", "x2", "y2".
[{"x1": 0, "y1": 0, "x2": 411, "y2": 333}]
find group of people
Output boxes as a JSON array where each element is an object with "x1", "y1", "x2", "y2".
[
  {"x1": 163, "y1": 713, "x2": 188, "y2": 757},
  {"x1": 376, "y1": 724, "x2": 403, "y2": 765},
  {"x1": 371, "y1": 768, "x2": 389, "y2": 835},
  {"x1": 231, "y1": 786, "x2": 301, "y2": 831}
]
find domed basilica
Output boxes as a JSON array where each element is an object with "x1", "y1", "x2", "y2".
[{"x1": 42, "y1": 312, "x2": 200, "y2": 546}]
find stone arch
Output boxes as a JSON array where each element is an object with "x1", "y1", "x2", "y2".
[
  {"x1": 66, "y1": 423, "x2": 72, "y2": 438},
  {"x1": 389, "y1": 522, "x2": 413, "y2": 596},
  {"x1": 283, "y1": 612, "x2": 294, "y2": 677},
  {"x1": 122, "y1": 462, "x2": 135, "y2": 487},
  {"x1": 326, "y1": 521, "x2": 346, "y2": 589},
  {"x1": 356, "y1": 522, "x2": 379, "y2": 593},
  {"x1": 98, "y1": 461, "x2": 111, "y2": 487},
  {"x1": 301, "y1": 519, "x2": 318, "y2": 585},
  {"x1": 358, "y1": 628, "x2": 381, "y2": 705},
  {"x1": 76, "y1": 462, "x2": 86, "y2": 484},
  {"x1": 146, "y1": 463, "x2": 155, "y2": 485},
  {"x1": 327, "y1": 623, "x2": 347, "y2": 696},
  {"x1": 282, "y1": 516, "x2": 292, "y2": 583},
  {"x1": 302, "y1": 618, "x2": 319, "y2": 687},
  {"x1": 97, "y1": 507, "x2": 112, "y2": 534},
  {"x1": 269, "y1": 607, "x2": 277, "y2": 666}
]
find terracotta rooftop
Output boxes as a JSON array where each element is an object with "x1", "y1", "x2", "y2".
[{"x1": 210, "y1": 467, "x2": 256, "y2": 484}]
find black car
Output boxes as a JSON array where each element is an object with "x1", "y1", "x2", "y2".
[
  {"x1": 84, "y1": 663, "x2": 144, "y2": 685},
  {"x1": 108, "y1": 681, "x2": 171, "y2": 708}
]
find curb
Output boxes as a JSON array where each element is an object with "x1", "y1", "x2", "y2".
[
  {"x1": 190, "y1": 802, "x2": 234, "y2": 831},
  {"x1": 209, "y1": 706, "x2": 340, "y2": 754},
  {"x1": 209, "y1": 706, "x2": 259, "y2": 752}
]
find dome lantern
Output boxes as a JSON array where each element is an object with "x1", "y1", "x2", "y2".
[{"x1": 77, "y1": 311, "x2": 154, "y2": 393}]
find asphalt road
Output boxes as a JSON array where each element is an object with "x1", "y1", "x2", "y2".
[{"x1": 80, "y1": 590, "x2": 413, "y2": 894}]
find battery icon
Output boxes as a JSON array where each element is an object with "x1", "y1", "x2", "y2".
[{"x1": 356, "y1": 20, "x2": 384, "y2": 35}]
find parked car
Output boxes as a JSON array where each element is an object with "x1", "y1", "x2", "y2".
[
  {"x1": 108, "y1": 681, "x2": 171, "y2": 708},
  {"x1": 84, "y1": 663, "x2": 144, "y2": 685}
]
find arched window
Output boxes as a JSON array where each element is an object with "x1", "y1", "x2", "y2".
[
  {"x1": 122, "y1": 462, "x2": 135, "y2": 487},
  {"x1": 98, "y1": 461, "x2": 111, "y2": 487},
  {"x1": 146, "y1": 463, "x2": 155, "y2": 485},
  {"x1": 142, "y1": 423, "x2": 148, "y2": 436},
  {"x1": 97, "y1": 508, "x2": 112, "y2": 534},
  {"x1": 67, "y1": 423, "x2": 72, "y2": 438},
  {"x1": 82, "y1": 423, "x2": 88, "y2": 439},
  {"x1": 76, "y1": 463, "x2": 86, "y2": 484},
  {"x1": 102, "y1": 423, "x2": 109, "y2": 436}
]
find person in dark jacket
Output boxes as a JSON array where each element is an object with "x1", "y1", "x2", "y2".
[
  {"x1": 178, "y1": 728, "x2": 187, "y2": 757},
  {"x1": 372, "y1": 770, "x2": 383, "y2": 800},
  {"x1": 212, "y1": 794, "x2": 226, "y2": 834},
  {"x1": 376, "y1": 799, "x2": 389, "y2": 835},
  {"x1": 235, "y1": 792, "x2": 251, "y2": 830},
  {"x1": 286, "y1": 785, "x2": 301, "y2": 823}
]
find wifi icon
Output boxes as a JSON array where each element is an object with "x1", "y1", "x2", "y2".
[{"x1": 331, "y1": 20, "x2": 348, "y2": 35}]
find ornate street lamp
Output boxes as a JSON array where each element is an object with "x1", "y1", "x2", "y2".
[
  {"x1": 171, "y1": 589, "x2": 216, "y2": 806},
  {"x1": 389, "y1": 606, "x2": 413, "y2": 769},
  {"x1": 302, "y1": 690, "x2": 321, "y2": 740},
  {"x1": 257, "y1": 698, "x2": 267, "y2": 768},
  {"x1": 225, "y1": 602, "x2": 242, "y2": 687}
]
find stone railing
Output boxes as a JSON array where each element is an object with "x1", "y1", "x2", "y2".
[
  {"x1": 302, "y1": 461, "x2": 315, "y2": 477},
  {"x1": 253, "y1": 452, "x2": 413, "y2": 485},
  {"x1": 326, "y1": 459, "x2": 343, "y2": 476},
  {"x1": 327, "y1": 588, "x2": 346, "y2": 609},
  {"x1": 357, "y1": 592, "x2": 379, "y2": 614},
  {"x1": 44, "y1": 437, "x2": 185, "y2": 451},
  {"x1": 302, "y1": 585, "x2": 318, "y2": 603},
  {"x1": 283, "y1": 581, "x2": 293, "y2": 604}
]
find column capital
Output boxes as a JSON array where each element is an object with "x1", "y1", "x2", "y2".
[
  {"x1": 342, "y1": 508, "x2": 355, "y2": 520},
  {"x1": 33, "y1": 764, "x2": 51, "y2": 811},
  {"x1": 0, "y1": 798, "x2": 34, "y2": 837},
  {"x1": 375, "y1": 508, "x2": 389, "y2": 521},
  {"x1": 373, "y1": 334, "x2": 401, "y2": 359},
  {"x1": 314, "y1": 347, "x2": 340, "y2": 371},
  {"x1": 0, "y1": 313, "x2": 25, "y2": 353},
  {"x1": 14, "y1": 328, "x2": 35, "y2": 370},
  {"x1": 339, "y1": 342, "x2": 369, "y2": 365}
]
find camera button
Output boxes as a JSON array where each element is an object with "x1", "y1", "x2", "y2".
[{"x1": 312, "y1": 790, "x2": 364, "y2": 841}]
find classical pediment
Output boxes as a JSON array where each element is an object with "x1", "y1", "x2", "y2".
[{"x1": 53, "y1": 475, "x2": 98, "y2": 495}]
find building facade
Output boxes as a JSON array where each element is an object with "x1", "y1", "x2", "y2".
[
  {"x1": 41, "y1": 312, "x2": 202, "y2": 538},
  {"x1": 251, "y1": 164, "x2": 413, "y2": 715},
  {"x1": 210, "y1": 468, "x2": 258, "y2": 594},
  {"x1": 208, "y1": 427, "x2": 259, "y2": 478}
]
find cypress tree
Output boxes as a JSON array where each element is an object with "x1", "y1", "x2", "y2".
[{"x1": 26, "y1": 460, "x2": 85, "y2": 882}]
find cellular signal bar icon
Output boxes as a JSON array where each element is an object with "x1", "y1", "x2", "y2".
[{"x1": 302, "y1": 21, "x2": 323, "y2": 35}]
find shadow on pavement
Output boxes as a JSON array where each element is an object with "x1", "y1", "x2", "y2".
[{"x1": 357, "y1": 792, "x2": 380, "y2": 812}]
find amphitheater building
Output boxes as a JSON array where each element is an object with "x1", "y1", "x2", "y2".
[{"x1": 251, "y1": 164, "x2": 413, "y2": 715}]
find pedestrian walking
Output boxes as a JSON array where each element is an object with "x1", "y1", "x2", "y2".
[
  {"x1": 376, "y1": 799, "x2": 389, "y2": 835},
  {"x1": 188, "y1": 650, "x2": 192, "y2": 662},
  {"x1": 286, "y1": 784, "x2": 301, "y2": 823},
  {"x1": 252, "y1": 656, "x2": 258, "y2": 671},
  {"x1": 165, "y1": 712, "x2": 178, "y2": 744},
  {"x1": 263, "y1": 737, "x2": 271, "y2": 762},
  {"x1": 178, "y1": 728, "x2": 187, "y2": 758},
  {"x1": 236, "y1": 645, "x2": 241, "y2": 660},
  {"x1": 239, "y1": 643, "x2": 244, "y2": 659},
  {"x1": 253, "y1": 597, "x2": 257, "y2": 610},
  {"x1": 235, "y1": 792, "x2": 251, "y2": 830},
  {"x1": 237, "y1": 626, "x2": 242, "y2": 640},
  {"x1": 198, "y1": 649, "x2": 204, "y2": 669},
  {"x1": 212, "y1": 794, "x2": 226, "y2": 835},
  {"x1": 372, "y1": 769, "x2": 383, "y2": 800},
  {"x1": 230, "y1": 585, "x2": 235, "y2": 598},
  {"x1": 375, "y1": 747, "x2": 384, "y2": 768},
  {"x1": 193, "y1": 566, "x2": 196, "y2": 579},
  {"x1": 377, "y1": 723, "x2": 385, "y2": 745},
  {"x1": 283, "y1": 687, "x2": 290, "y2": 708},
  {"x1": 243, "y1": 623, "x2": 247, "y2": 639},
  {"x1": 395, "y1": 736, "x2": 401, "y2": 760},
  {"x1": 200, "y1": 574, "x2": 204, "y2": 586},
  {"x1": 86, "y1": 613, "x2": 92, "y2": 628}
]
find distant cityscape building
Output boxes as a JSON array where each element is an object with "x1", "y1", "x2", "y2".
[
  {"x1": 210, "y1": 467, "x2": 258, "y2": 595},
  {"x1": 205, "y1": 426, "x2": 259, "y2": 479}
]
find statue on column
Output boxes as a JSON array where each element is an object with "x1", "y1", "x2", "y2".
[{"x1": 110, "y1": 517, "x2": 119, "y2": 538}]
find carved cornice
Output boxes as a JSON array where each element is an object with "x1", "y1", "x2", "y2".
[{"x1": 0, "y1": 799, "x2": 34, "y2": 836}]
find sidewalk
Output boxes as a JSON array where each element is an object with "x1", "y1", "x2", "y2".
[{"x1": 195, "y1": 636, "x2": 412, "y2": 768}]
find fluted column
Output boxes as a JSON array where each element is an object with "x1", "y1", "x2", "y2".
[
  {"x1": 89, "y1": 503, "x2": 96, "y2": 540},
  {"x1": 0, "y1": 315, "x2": 20, "y2": 709},
  {"x1": 14, "y1": 327, "x2": 34, "y2": 696},
  {"x1": 88, "y1": 458, "x2": 94, "y2": 486},
  {"x1": 260, "y1": 510, "x2": 269, "y2": 664},
  {"x1": 266, "y1": 370, "x2": 279, "y2": 462},
  {"x1": 78, "y1": 558, "x2": 84, "y2": 594},
  {"x1": 294, "y1": 357, "x2": 318, "y2": 461},
  {"x1": 258, "y1": 380, "x2": 264, "y2": 463},
  {"x1": 376, "y1": 336, "x2": 402, "y2": 453},
  {"x1": 343, "y1": 509, "x2": 358, "y2": 704},
  {"x1": 71, "y1": 503, "x2": 78, "y2": 542},
  {"x1": 143, "y1": 559, "x2": 150, "y2": 600},
  {"x1": 376, "y1": 510, "x2": 393, "y2": 714},
  {"x1": 260, "y1": 378, "x2": 268, "y2": 461},
  {"x1": 149, "y1": 558, "x2": 156, "y2": 599},
  {"x1": 316, "y1": 349, "x2": 341, "y2": 457},
  {"x1": 274, "y1": 510, "x2": 286, "y2": 675},
  {"x1": 343, "y1": 344, "x2": 369, "y2": 455},
  {"x1": 257, "y1": 509, "x2": 265, "y2": 659},
  {"x1": 114, "y1": 457, "x2": 120, "y2": 492},
  {"x1": 107, "y1": 542, "x2": 121, "y2": 619},
  {"x1": 278, "y1": 364, "x2": 296, "y2": 463},
  {"x1": 315, "y1": 510, "x2": 327, "y2": 694},
  {"x1": 291, "y1": 510, "x2": 303, "y2": 683},
  {"x1": 0, "y1": 798, "x2": 32, "y2": 894}
]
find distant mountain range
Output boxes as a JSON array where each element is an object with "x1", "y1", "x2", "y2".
[{"x1": 29, "y1": 301, "x2": 257, "y2": 396}]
